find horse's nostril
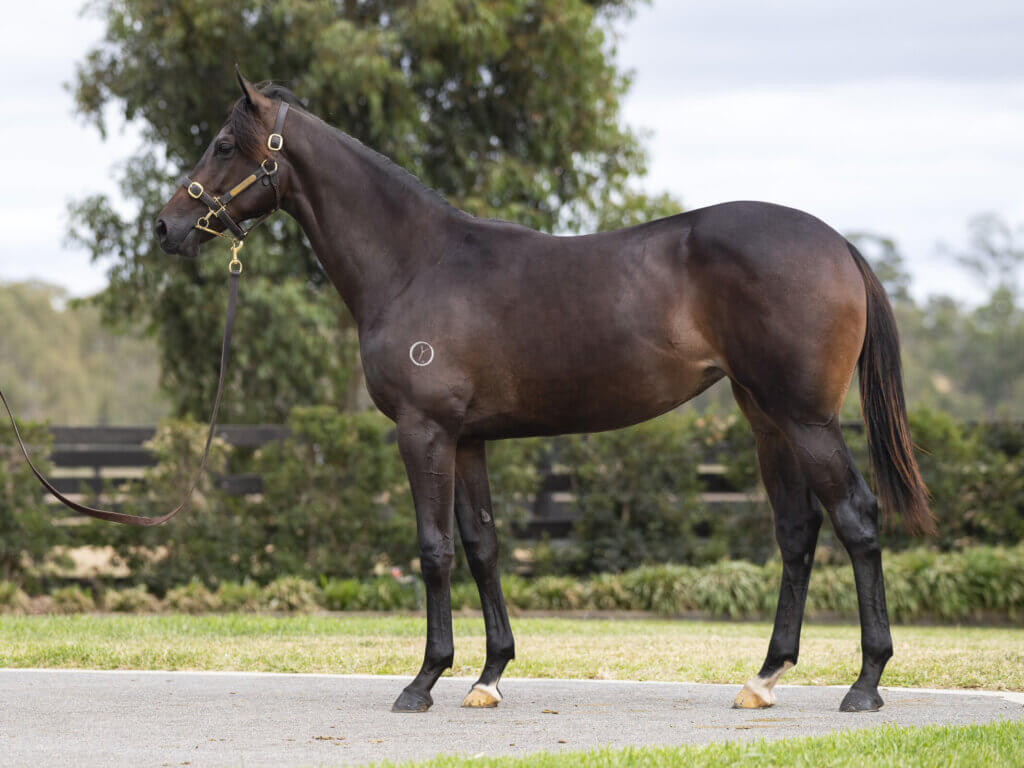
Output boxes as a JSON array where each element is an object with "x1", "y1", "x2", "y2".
[{"x1": 154, "y1": 219, "x2": 168, "y2": 242}]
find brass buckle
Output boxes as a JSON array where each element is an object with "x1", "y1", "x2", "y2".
[
  {"x1": 187, "y1": 181, "x2": 204, "y2": 199},
  {"x1": 228, "y1": 240, "x2": 244, "y2": 274},
  {"x1": 267, "y1": 133, "x2": 283, "y2": 151}
]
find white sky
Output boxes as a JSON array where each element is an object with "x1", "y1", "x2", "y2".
[{"x1": 1, "y1": 0, "x2": 1022, "y2": 302}]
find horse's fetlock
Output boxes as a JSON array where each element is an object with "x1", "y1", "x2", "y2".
[
  {"x1": 487, "y1": 639, "x2": 516, "y2": 662},
  {"x1": 425, "y1": 649, "x2": 454, "y2": 672}
]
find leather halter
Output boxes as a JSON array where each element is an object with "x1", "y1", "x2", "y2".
[
  {"x1": 0, "y1": 101, "x2": 291, "y2": 527},
  {"x1": 181, "y1": 101, "x2": 290, "y2": 258}
]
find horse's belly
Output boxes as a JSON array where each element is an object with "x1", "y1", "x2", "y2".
[{"x1": 462, "y1": 354, "x2": 721, "y2": 439}]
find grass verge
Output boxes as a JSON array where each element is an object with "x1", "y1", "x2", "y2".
[
  {"x1": 375, "y1": 720, "x2": 1024, "y2": 768},
  {"x1": 1, "y1": 614, "x2": 1022, "y2": 691}
]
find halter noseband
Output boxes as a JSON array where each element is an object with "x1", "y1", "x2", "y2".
[{"x1": 181, "y1": 101, "x2": 290, "y2": 271}]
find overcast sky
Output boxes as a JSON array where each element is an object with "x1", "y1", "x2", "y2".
[{"x1": 1, "y1": 0, "x2": 1022, "y2": 302}]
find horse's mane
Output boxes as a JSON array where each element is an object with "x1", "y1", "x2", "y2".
[{"x1": 229, "y1": 83, "x2": 459, "y2": 214}]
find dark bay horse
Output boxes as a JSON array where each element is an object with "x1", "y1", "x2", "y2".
[{"x1": 156, "y1": 74, "x2": 932, "y2": 714}]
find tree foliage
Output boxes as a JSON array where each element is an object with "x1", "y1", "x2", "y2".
[
  {"x1": 69, "y1": 0, "x2": 677, "y2": 421},
  {"x1": 0, "y1": 282, "x2": 165, "y2": 424}
]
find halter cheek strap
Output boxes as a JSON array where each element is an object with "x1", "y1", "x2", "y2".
[{"x1": 182, "y1": 101, "x2": 290, "y2": 243}]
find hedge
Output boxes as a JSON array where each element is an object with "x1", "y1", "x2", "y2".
[
  {"x1": 2, "y1": 546, "x2": 1022, "y2": 625},
  {"x1": 1, "y1": 406, "x2": 1021, "y2": 587}
]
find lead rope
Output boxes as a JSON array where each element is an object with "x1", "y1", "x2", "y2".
[{"x1": 0, "y1": 251, "x2": 243, "y2": 527}]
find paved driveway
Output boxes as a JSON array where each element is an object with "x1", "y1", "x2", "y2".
[{"x1": 1, "y1": 669, "x2": 1021, "y2": 767}]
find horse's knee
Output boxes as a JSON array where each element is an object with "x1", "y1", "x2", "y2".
[{"x1": 419, "y1": 546, "x2": 455, "y2": 587}]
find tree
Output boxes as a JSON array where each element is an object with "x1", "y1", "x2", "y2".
[
  {"x1": 948, "y1": 213, "x2": 1024, "y2": 297},
  {"x1": 0, "y1": 282, "x2": 165, "y2": 424},
  {"x1": 847, "y1": 231, "x2": 913, "y2": 304},
  {"x1": 69, "y1": 0, "x2": 679, "y2": 422}
]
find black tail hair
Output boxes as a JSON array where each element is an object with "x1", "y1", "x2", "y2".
[{"x1": 848, "y1": 242, "x2": 934, "y2": 535}]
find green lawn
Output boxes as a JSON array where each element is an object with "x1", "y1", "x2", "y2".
[
  {"x1": 2, "y1": 613, "x2": 1022, "y2": 691},
  {"x1": 375, "y1": 720, "x2": 1024, "y2": 768}
]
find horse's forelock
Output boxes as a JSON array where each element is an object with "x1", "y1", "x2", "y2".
[
  {"x1": 227, "y1": 84, "x2": 306, "y2": 159},
  {"x1": 227, "y1": 99, "x2": 263, "y2": 159}
]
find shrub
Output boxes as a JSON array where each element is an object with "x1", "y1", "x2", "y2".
[
  {"x1": 216, "y1": 580, "x2": 263, "y2": 612},
  {"x1": 88, "y1": 420, "x2": 259, "y2": 593},
  {"x1": 321, "y1": 578, "x2": 364, "y2": 610},
  {"x1": 560, "y1": 414, "x2": 707, "y2": 573},
  {"x1": 104, "y1": 585, "x2": 160, "y2": 613},
  {"x1": 50, "y1": 585, "x2": 95, "y2": 614},
  {"x1": 261, "y1": 576, "x2": 321, "y2": 612},
  {"x1": 0, "y1": 420, "x2": 64, "y2": 585},
  {"x1": 0, "y1": 581, "x2": 29, "y2": 614},
  {"x1": 165, "y1": 579, "x2": 221, "y2": 613},
  {"x1": 257, "y1": 408, "x2": 419, "y2": 580},
  {"x1": 358, "y1": 577, "x2": 419, "y2": 611},
  {"x1": 450, "y1": 581, "x2": 481, "y2": 610}
]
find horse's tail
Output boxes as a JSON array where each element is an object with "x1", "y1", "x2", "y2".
[{"x1": 847, "y1": 242, "x2": 934, "y2": 535}]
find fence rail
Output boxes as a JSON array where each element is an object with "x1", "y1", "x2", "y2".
[{"x1": 43, "y1": 424, "x2": 761, "y2": 537}]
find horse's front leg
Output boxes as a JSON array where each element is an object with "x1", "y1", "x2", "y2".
[
  {"x1": 453, "y1": 440, "x2": 515, "y2": 708},
  {"x1": 391, "y1": 413, "x2": 458, "y2": 713}
]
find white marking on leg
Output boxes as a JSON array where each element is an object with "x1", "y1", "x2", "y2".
[
  {"x1": 472, "y1": 682, "x2": 501, "y2": 702},
  {"x1": 735, "y1": 661, "x2": 794, "y2": 708}
]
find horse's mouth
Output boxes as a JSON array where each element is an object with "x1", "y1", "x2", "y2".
[{"x1": 179, "y1": 229, "x2": 201, "y2": 260}]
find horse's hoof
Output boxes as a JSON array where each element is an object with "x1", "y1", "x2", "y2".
[
  {"x1": 839, "y1": 687, "x2": 884, "y2": 712},
  {"x1": 462, "y1": 683, "x2": 501, "y2": 708},
  {"x1": 732, "y1": 683, "x2": 774, "y2": 709},
  {"x1": 392, "y1": 687, "x2": 433, "y2": 713}
]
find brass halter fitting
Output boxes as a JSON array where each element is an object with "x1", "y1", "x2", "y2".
[
  {"x1": 180, "y1": 100, "x2": 290, "y2": 273},
  {"x1": 228, "y1": 240, "x2": 244, "y2": 274}
]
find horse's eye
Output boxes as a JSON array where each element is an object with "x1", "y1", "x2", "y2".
[{"x1": 215, "y1": 141, "x2": 234, "y2": 156}]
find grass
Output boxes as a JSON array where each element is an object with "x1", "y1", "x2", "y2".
[
  {"x1": 374, "y1": 720, "x2": 1024, "y2": 768},
  {"x1": 1, "y1": 614, "x2": 1023, "y2": 691}
]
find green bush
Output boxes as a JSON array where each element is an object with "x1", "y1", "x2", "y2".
[
  {"x1": 216, "y1": 580, "x2": 263, "y2": 612},
  {"x1": 560, "y1": 414, "x2": 708, "y2": 573},
  {"x1": 257, "y1": 407, "x2": 418, "y2": 580},
  {"x1": 261, "y1": 576, "x2": 321, "y2": 612},
  {"x1": 322, "y1": 576, "x2": 419, "y2": 611},
  {"x1": 104, "y1": 585, "x2": 160, "y2": 613},
  {"x1": 10, "y1": 545, "x2": 1024, "y2": 622},
  {"x1": 27, "y1": 404, "x2": 1022, "y2": 591},
  {"x1": 0, "y1": 581, "x2": 29, "y2": 613},
  {"x1": 165, "y1": 579, "x2": 221, "y2": 613},
  {"x1": 51, "y1": 585, "x2": 95, "y2": 614},
  {"x1": 0, "y1": 420, "x2": 64, "y2": 586},
  {"x1": 450, "y1": 581, "x2": 481, "y2": 610},
  {"x1": 90, "y1": 420, "x2": 261, "y2": 593}
]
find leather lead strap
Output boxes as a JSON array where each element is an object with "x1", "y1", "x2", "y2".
[{"x1": 0, "y1": 271, "x2": 241, "y2": 527}]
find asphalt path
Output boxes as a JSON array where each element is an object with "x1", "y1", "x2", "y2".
[{"x1": 1, "y1": 669, "x2": 1021, "y2": 767}]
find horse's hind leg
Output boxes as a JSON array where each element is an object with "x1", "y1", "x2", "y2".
[
  {"x1": 777, "y1": 417, "x2": 893, "y2": 712},
  {"x1": 454, "y1": 440, "x2": 516, "y2": 708},
  {"x1": 731, "y1": 384, "x2": 823, "y2": 709}
]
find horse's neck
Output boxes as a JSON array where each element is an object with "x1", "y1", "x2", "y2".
[{"x1": 281, "y1": 111, "x2": 459, "y2": 326}]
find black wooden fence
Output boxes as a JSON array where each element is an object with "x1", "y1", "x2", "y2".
[{"x1": 44, "y1": 425, "x2": 760, "y2": 538}]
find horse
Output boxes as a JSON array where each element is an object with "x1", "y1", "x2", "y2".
[{"x1": 155, "y1": 72, "x2": 932, "y2": 714}]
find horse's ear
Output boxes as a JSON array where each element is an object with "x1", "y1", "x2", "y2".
[{"x1": 235, "y1": 64, "x2": 256, "y2": 106}]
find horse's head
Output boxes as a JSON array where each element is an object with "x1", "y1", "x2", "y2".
[{"x1": 155, "y1": 69, "x2": 289, "y2": 258}]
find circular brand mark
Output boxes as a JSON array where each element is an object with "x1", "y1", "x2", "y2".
[{"x1": 409, "y1": 341, "x2": 434, "y2": 367}]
